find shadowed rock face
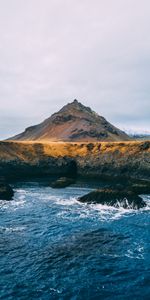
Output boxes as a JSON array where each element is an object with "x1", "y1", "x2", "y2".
[
  {"x1": 8, "y1": 99, "x2": 130, "y2": 142},
  {"x1": 78, "y1": 189, "x2": 147, "y2": 209},
  {"x1": 0, "y1": 182, "x2": 14, "y2": 200},
  {"x1": 0, "y1": 141, "x2": 149, "y2": 182}
]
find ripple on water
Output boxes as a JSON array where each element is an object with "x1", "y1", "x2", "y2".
[
  {"x1": 0, "y1": 184, "x2": 150, "y2": 300},
  {"x1": 0, "y1": 225, "x2": 27, "y2": 233},
  {"x1": 54, "y1": 196, "x2": 150, "y2": 223}
]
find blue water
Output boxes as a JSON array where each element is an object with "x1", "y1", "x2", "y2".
[{"x1": 0, "y1": 181, "x2": 150, "y2": 300}]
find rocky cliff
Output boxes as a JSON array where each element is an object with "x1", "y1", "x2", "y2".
[
  {"x1": 0, "y1": 141, "x2": 149, "y2": 182},
  {"x1": 8, "y1": 100, "x2": 130, "y2": 142}
]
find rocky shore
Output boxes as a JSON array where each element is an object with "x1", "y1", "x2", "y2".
[
  {"x1": 78, "y1": 189, "x2": 147, "y2": 209},
  {"x1": 0, "y1": 140, "x2": 150, "y2": 205},
  {"x1": 0, "y1": 140, "x2": 149, "y2": 182}
]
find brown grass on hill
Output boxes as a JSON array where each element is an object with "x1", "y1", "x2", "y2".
[{"x1": 0, "y1": 140, "x2": 149, "y2": 163}]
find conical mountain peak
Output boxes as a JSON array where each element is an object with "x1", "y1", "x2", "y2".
[
  {"x1": 9, "y1": 99, "x2": 130, "y2": 142},
  {"x1": 73, "y1": 99, "x2": 79, "y2": 104},
  {"x1": 60, "y1": 99, "x2": 86, "y2": 110},
  {"x1": 58, "y1": 99, "x2": 94, "y2": 115}
]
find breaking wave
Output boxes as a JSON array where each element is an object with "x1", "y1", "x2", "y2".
[{"x1": 0, "y1": 183, "x2": 150, "y2": 300}]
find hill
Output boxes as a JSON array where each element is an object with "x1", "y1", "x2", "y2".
[{"x1": 9, "y1": 99, "x2": 130, "y2": 142}]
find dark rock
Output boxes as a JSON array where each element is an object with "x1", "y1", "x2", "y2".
[
  {"x1": 129, "y1": 182, "x2": 150, "y2": 194},
  {"x1": 51, "y1": 177, "x2": 75, "y2": 188},
  {"x1": 0, "y1": 176, "x2": 5, "y2": 182},
  {"x1": 86, "y1": 143, "x2": 95, "y2": 151},
  {"x1": 140, "y1": 141, "x2": 150, "y2": 150},
  {"x1": 105, "y1": 183, "x2": 126, "y2": 191},
  {"x1": 0, "y1": 182, "x2": 14, "y2": 200},
  {"x1": 113, "y1": 184, "x2": 126, "y2": 191},
  {"x1": 53, "y1": 114, "x2": 76, "y2": 125},
  {"x1": 78, "y1": 189, "x2": 146, "y2": 209}
]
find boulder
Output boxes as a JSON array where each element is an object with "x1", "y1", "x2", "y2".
[
  {"x1": 51, "y1": 177, "x2": 75, "y2": 188},
  {"x1": 78, "y1": 189, "x2": 146, "y2": 209},
  {"x1": 0, "y1": 182, "x2": 14, "y2": 200}
]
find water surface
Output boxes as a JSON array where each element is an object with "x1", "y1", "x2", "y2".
[{"x1": 0, "y1": 181, "x2": 150, "y2": 299}]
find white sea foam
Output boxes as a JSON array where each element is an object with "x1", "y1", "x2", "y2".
[
  {"x1": 1, "y1": 186, "x2": 149, "y2": 222},
  {"x1": 49, "y1": 288, "x2": 62, "y2": 294},
  {"x1": 41, "y1": 192, "x2": 150, "y2": 218},
  {"x1": 88, "y1": 202, "x2": 147, "y2": 221},
  {"x1": 47, "y1": 192, "x2": 150, "y2": 222},
  {"x1": 141, "y1": 195, "x2": 150, "y2": 209},
  {"x1": 53, "y1": 198, "x2": 135, "y2": 222},
  {"x1": 0, "y1": 199, "x2": 26, "y2": 210},
  {"x1": 125, "y1": 246, "x2": 144, "y2": 260},
  {"x1": 54, "y1": 196, "x2": 80, "y2": 206},
  {"x1": 0, "y1": 189, "x2": 27, "y2": 210},
  {"x1": 0, "y1": 225, "x2": 26, "y2": 233}
]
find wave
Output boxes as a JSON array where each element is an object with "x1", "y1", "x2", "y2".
[
  {"x1": 125, "y1": 242, "x2": 145, "y2": 260},
  {"x1": 1, "y1": 186, "x2": 149, "y2": 222},
  {"x1": 54, "y1": 194, "x2": 150, "y2": 222},
  {"x1": 0, "y1": 225, "x2": 26, "y2": 233},
  {"x1": 54, "y1": 196, "x2": 80, "y2": 206},
  {"x1": 0, "y1": 189, "x2": 27, "y2": 210}
]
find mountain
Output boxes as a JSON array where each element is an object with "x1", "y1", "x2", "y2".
[
  {"x1": 9, "y1": 99, "x2": 130, "y2": 142},
  {"x1": 125, "y1": 129, "x2": 150, "y2": 141},
  {"x1": 132, "y1": 135, "x2": 150, "y2": 141}
]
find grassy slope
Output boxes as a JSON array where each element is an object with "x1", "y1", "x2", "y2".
[{"x1": 0, "y1": 140, "x2": 149, "y2": 162}]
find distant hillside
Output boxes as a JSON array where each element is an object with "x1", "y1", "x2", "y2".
[
  {"x1": 8, "y1": 99, "x2": 130, "y2": 142},
  {"x1": 131, "y1": 134, "x2": 150, "y2": 141},
  {"x1": 127, "y1": 132, "x2": 150, "y2": 141}
]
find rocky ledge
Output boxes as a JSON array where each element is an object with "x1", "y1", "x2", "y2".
[{"x1": 78, "y1": 189, "x2": 146, "y2": 209}]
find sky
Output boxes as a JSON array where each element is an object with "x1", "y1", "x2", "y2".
[{"x1": 0, "y1": 0, "x2": 150, "y2": 139}]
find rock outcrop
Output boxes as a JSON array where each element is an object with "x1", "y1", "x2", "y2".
[
  {"x1": 78, "y1": 189, "x2": 147, "y2": 209},
  {"x1": 8, "y1": 100, "x2": 130, "y2": 142},
  {"x1": 0, "y1": 181, "x2": 14, "y2": 200},
  {"x1": 129, "y1": 181, "x2": 150, "y2": 194},
  {"x1": 51, "y1": 177, "x2": 75, "y2": 188}
]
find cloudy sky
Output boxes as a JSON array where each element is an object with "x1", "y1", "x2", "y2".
[{"x1": 0, "y1": 0, "x2": 150, "y2": 139}]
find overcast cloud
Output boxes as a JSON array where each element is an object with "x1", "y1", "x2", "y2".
[{"x1": 0, "y1": 0, "x2": 150, "y2": 139}]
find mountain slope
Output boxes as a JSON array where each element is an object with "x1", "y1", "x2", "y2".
[{"x1": 9, "y1": 99, "x2": 130, "y2": 142}]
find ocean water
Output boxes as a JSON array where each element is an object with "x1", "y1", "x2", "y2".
[{"x1": 0, "y1": 180, "x2": 150, "y2": 300}]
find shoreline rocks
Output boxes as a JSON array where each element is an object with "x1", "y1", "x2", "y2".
[
  {"x1": 129, "y1": 182, "x2": 150, "y2": 194},
  {"x1": 0, "y1": 182, "x2": 14, "y2": 200},
  {"x1": 78, "y1": 189, "x2": 147, "y2": 209},
  {"x1": 51, "y1": 177, "x2": 76, "y2": 188}
]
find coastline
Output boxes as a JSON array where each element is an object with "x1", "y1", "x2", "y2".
[{"x1": 0, "y1": 140, "x2": 149, "y2": 182}]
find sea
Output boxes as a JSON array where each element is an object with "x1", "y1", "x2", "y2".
[{"x1": 0, "y1": 179, "x2": 150, "y2": 300}]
